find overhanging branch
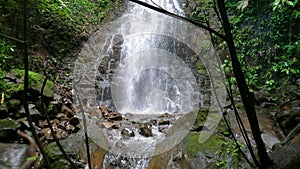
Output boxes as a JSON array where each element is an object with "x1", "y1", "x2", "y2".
[{"x1": 127, "y1": 0, "x2": 228, "y2": 42}]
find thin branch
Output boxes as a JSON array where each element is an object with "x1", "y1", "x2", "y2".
[
  {"x1": 73, "y1": 86, "x2": 92, "y2": 169},
  {"x1": 0, "y1": 32, "x2": 25, "y2": 43},
  {"x1": 40, "y1": 77, "x2": 78, "y2": 169},
  {"x1": 127, "y1": 0, "x2": 228, "y2": 42},
  {"x1": 227, "y1": 79, "x2": 259, "y2": 167},
  {"x1": 22, "y1": 0, "x2": 52, "y2": 168}
]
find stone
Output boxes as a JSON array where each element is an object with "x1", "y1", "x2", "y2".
[
  {"x1": 108, "y1": 113, "x2": 123, "y2": 121},
  {"x1": 8, "y1": 69, "x2": 54, "y2": 98},
  {"x1": 42, "y1": 131, "x2": 108, "y2": 169},
  {"x1": 41, "y1": 128, "x2": 53, "y2": 140},
  {"x1": 100, "y1": 105, "x2": 109, "y2": 115},
  {"x1": 52, "y1": 159, "x2": 71, "y2": 169},
  {"x1": 139, "y1": 123, "x2": 153, "y2": 137},
  {"x1": 261, "y1": 102, "x2": 276, "y2": 108},
  {"x1": 18, "y1": 104, "x2": 42, "y2": 121},
  {"x1": 69, "y1": 116, "x2": 80, "y2": 126},
  {"x1": 0, "y1": 119, "x2": 21, "y2": 142},
  {"x1": 0, "y1": 143, "x2": 28, "y2": 169},
  {"x1": 115, "y1": 140, "x2": 125, "y2": 148},
  {"x1": 158, "y1": 119, "x2": 170, "y2": 125},
  {"x1": 55, "y1": 128, "x2": 69, "y2": 140},
  {"x1": 90, "y1": 108, "x2": 101, "y2": 117},
  {"x1": 158, "y1": 125, "x2": 169, "y2": 133},
  {"x1": 150, "y1": 119, "x2": 157, "y2": 125},
  {"x1": 101, "y1": 122, "x2": 118, "y2": 129},
  {"x1": 0, "y1": 103, "x2": 8, "y2": 119},
  {"x1": 6, "y1": 99, "x2": 20, "y2": 112},
  {"x1": 270, "y1": 134, "x2": 300, "y2": 169},
  {"x1": 61, "y1": 105, "x2": 74, "y2": 117},
  {"x1": 121, "y1": 127, "x2": 135, "y2": 139},
  {"x1": 158, "y1": 112, "x2": 172, "y2": 118},
  {"x1": 66, "y1": 125, "x2": 75, "y2": 131}
]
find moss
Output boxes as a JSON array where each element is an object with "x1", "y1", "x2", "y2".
[
  {"x1": 14, "y1": 69, "x2": 53, "y2": 90},
  {"x1": 182, "y1": 132, "x2": 227, "y2": 156},
  {"x1": 194, "y1": 108, "x2": 209, "y2": 127}
]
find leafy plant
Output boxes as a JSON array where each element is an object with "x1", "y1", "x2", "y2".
[{"x1": 0, "y1": 39, "x2": 15, "y2": 71}]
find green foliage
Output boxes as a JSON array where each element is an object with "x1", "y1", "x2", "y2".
[
  {"x1": 30, "y1": 0, "x2": 120, "y2": 58},
  {"x1": 222, "y1": 0, "x2": 300, "y2": 93},
  {"x1": 0, "y1": 39, "x2": 15, "y2": 71},
  {"x1": 1, "y1": 0, "x2": 123, "y2": 61}
]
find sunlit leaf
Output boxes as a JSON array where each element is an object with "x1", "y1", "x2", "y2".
[{"x1": 237, "y1": 0, "x2": 249, "y2": 11}]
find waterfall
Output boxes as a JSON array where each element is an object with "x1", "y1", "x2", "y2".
[
  {"x1": 73, "y1": 0, "x2": 227, "y2": 168},
  {"x1": 100, "y1": 0, "x2": 200, "y2": 168}
]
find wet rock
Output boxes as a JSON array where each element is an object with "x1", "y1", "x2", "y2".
[
  {"x1": 41, "y1": 128, "x2": 52, "y2": 140},
  {"x1": 158, "y1": 125, "x2": 169, "y2": 133},
  {"x1": 150, "y1": 119, "x2": 157, "y2": 125},
  {"x1": 158, "y1": 119, "x2": 170, "y2": 125},
  {"x1": 139, "y1": 123, "x2": 153, "y2": 137},
  {"x1": 121, "y1": 127, "x2": 135, "y2": 139},
  {"x1": 55, "y1": 128, "x2": 69, "y2": 140},
  {"x1": 66, "y1": 125, "x2": 75, "y2": 131},
  {"x1": 42, "y1": 131, "x2": 108, "y2": 169},
  {"x1": 108, "y1": 113, "x2": 123, "y2": 121},
  {"x1": 0, "y1": 143, "x2": 28, "y2": 169},
  {"x1": 52, "y1": 159, "x2": 71, "y2": 169},
  {"x1": 101, "y1": 122, "x2": 118, "y2": 129},
  {"x1": 61, "y1": 104, "x2": 74, "y2": 118},
  {"x1": 271, "y1": 134, "x2": 300, "y2": 169},
  {"x1": 115, "y1": 140, "x2": 125, "y2": 148},
  {"x1": 0, "y1": 103, "x2": 8, "y2": 119},
  {"x1": 6, "y1": 99, "x2": 20, "y2": 112},
  {"x1": 158, "y1": 112, "x2": 172, "y2": 118},
  {"x1": 100, "y1": 105, "x2": 109, "y2": 115},
  {"x1": 0, "y1": 119, "x2": 21, "y2": 142},
  {"x1": 17, "y1": 104, "x2": 42, "y2": 121},
  {"x1": 56, "y1": 113, "x2": 67, "y2": 120},
  {"x1": 90, "y1": 108, "x2": 101, "y2": 117},
  {"x1": 261, "y1": 102, "x2": 277, "y2": 108},
  {"x1": 69, "y1": 116, "x2": 80, "y2": 126},
  {"x1": 8, "y1": 69, "x2": 54, "y2": 98}
]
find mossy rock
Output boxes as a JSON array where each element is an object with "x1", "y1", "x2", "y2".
[
  {"x1": 182, "y1": 132, "x2": 225, "y2": 156},
  {"x1": 0, "y1": 119, "x2": 21, "y2": 142},
  {"x1": 193, "y1": 108, "x2": 209, "y2": 128},
  {"x1": 43, "y1": 130, "x2": 108, "y2": 168},
  {"x1": 2, "y1": 69, "x2": 54, "y2": 99},
  {"x1": 181, "y1": 132, "x2": 248, "y2": 168}
]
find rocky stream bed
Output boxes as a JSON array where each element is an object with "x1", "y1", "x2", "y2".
[{"x1": 0, "y1": 69, "x2": 300, "y2": 168}]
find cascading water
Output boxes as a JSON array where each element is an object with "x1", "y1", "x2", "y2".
[
  {"x1": 73, "y1": 0, "x2": 227, "y2": 168},
  {"x1": 99, "y1": 0, "x2": 202, "y2": 168}
]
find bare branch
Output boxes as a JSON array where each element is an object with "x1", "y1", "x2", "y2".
[{"x1": 127, "y1": 0, "x2": 228, "y2": 42}]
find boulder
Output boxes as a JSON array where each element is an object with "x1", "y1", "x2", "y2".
[
  {"x1": 6, "y1": 69, "x2": 54, "y2": 99},
  {"x1": 101, "y1": 122, "x2": 118, "y2": 129},
  {"x1": 6, "y1": 99, "x2": 20, "y2": 112},
  {"x1": 42, "y1": 131, "x2": 108, "y2": 169},
  {"x1": 0, "y1": 103, "x2": 8, "y2": 119},
  {"x1": 0, "y1": 143, "x2": 28, "y2": 169},
  {"x1": 0, "y1": 119, "x2": 21, "y2": 142},
  {"x1": 121, "y1": 127, "x2": 135, "y2": 139},
  {"x1": 158, "y1": 119, "x2": 170, "y2": 125},
  {"x1": 139, "y1": 123, "x2": 153, "y2": 137}
]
